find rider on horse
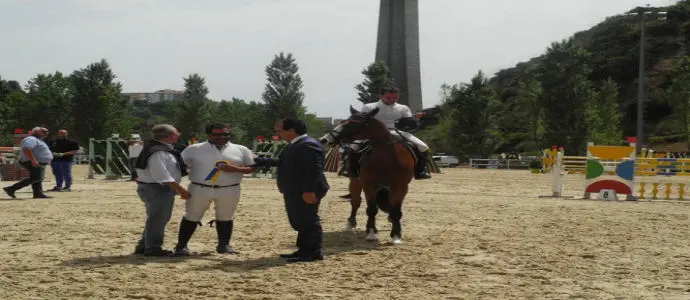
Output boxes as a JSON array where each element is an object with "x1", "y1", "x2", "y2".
[{"x1": 345, "y1": 86, "x2": 432, "y2": 180}]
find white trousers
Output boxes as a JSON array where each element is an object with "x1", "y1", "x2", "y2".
[
  {"x1": 184, "y1": 184, "x2": 241, "y2": 222},
  {"x1": 395, "y1": 130, "x2": 429, "y2": 152},
  {"x1": 347, "y1": 131, "x2": 429, "y2": 152}
]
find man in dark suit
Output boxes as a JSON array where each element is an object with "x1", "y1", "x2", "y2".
[{"x1": 252, "y1": 117, "x2": 329, "y2": 263}]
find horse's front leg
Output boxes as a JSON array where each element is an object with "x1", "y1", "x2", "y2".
[
  {"x1": 346, "y1": 178, "x2": 362, "y2": 231},
  {"x1": 389, "y1": 187, "x2": 408, "y2": 244},
  {"x1": 363, "y1": 186, "x2": 379, "y2": 241}
]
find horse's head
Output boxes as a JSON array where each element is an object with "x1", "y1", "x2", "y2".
[{"x1": 319, "y1": 106, "x2": 380, "y2": 145}]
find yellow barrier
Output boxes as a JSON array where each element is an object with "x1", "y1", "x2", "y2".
[
  {"x1": 542, "y1": 148, "x2": 587, "y2": 174},
  {"x1": 638, "y1": 182, "x2": 687, "y2": 200}
]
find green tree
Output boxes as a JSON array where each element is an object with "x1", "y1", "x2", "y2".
[
  {"x1": 26, "y1": 72, "x2": 73, "y2": 131},
  {"x1": 0, "y1": 78, "x2": 22, "y2": 98},
  {"x1": 354, "y1": 61, "x2": 396, "y2": 104},
  {"x1": 303, "y1": 113, "x2": 328, "y2": 139},
  {"x1": 585, "y1": 78, "x2": 623, "y2": 145},
  {"x1": 262, "y1": 52, "x2": 305, "y2": 123},
  {"x1": 210, "y1": 98, "x2": 270, "y2": 146},
  {"x1": 537, "y1": 39, "x2": 592, "y2": 154},
  {"x1": 416, "y1": 111, "x2": 453, "y2": 155},
  {"x1": 416, "y1": 84, "x2": 455, "y2": 155},
  {"x1": 129, "y1": 97, "x2": 175, "y2": 134},
  {"x1": 0, "y1": 76, "x2": 27, "y2": 142},
  {"x1": 445, "y1": 71, "x2": 503, "y2": 159},
  {"x1": 69, "y1": 59, "x2": 128, "y2": 143},
  {"x1": 498, "y1": 75, "x2": 543, "y2": 152},
  {"x1": 666, "y1": 56, "x2": 690, "y2": 147},
  {"x1": 172, "y1": 73, "x2": 212, "y2": 141},
  {"x1": 1, "y1": 91, "x2": 33, "y2": 136}
]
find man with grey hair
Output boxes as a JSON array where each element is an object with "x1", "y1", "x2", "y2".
[
  {"x1": 3, "y1": 127, "x2": 53, "y2": 199},
  {"x1": 133, "y1": 124, "x2": 189, "y2": 257}
]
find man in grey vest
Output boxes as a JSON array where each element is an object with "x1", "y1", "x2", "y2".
[{"x1": 133, "y1": 124, "x2": 189, "y2": 257}]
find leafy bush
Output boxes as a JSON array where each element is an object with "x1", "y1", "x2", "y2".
[{"x1": 529, "y1": 159, "x2": 542, "y2": 170}]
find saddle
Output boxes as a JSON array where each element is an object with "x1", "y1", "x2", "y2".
[{"x1": 341, "y1": 134, "x2": 418, "y2": 178}]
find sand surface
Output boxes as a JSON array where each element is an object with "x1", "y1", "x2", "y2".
[{"x1": 0, "y1": 165, "x2": 688, "y2": 299}]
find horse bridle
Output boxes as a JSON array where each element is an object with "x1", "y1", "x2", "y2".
[
  {"x1": 330, "y1": 119, "x2": 398, "y2": 147},
  {"x1": 328, "y1": 119, "x2": 369, "y2": 145}
]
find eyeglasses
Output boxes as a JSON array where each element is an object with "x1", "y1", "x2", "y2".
[{"x1": 210, "y1": 133, "x2": 230, "y2": 137}]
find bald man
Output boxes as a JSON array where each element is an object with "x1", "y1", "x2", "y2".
[
  {"x1": 47, "y1": 129, "x2": 80, "y2": 192},
  {"x1": 3, "y1": 127, "x2": 53, "y2": 199}
]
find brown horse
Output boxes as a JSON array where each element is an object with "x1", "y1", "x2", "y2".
[{"x1": 320, "y1": 106, "x2": 415, "y2": 244}]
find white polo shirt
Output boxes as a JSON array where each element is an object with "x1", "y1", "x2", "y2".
[
  {"x1": 360, "y1": 101, "x2": 413, "y2": 129},
  {"x1": 136, "y1": 142, "x2": 182, "y2": 184},
  {"x1": 129, "y1": 143, "x2": 143, "y2": 158},
  {"x1": 181, "y1": 141, "x2": 255, "y2": 186}
]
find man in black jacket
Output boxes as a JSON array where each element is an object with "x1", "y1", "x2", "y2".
[
  {"x1": 253, "y1": 117, "x2": 329, "y2": 263},
  {"x1": 47, "y1": 129, "x2": 80, "y2": 192}
]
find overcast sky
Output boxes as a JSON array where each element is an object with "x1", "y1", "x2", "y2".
[{"x1": 0, "y1": 0, "x2": 675, "y2": 119}]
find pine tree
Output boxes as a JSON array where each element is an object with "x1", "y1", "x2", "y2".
[
  {"x1": 262, "y1": 52, "x2": 305, "y2": 122},
  {"x1": 354, "y1": 61, "x2": 396, "y2": 104},
  {"x1": 172, "y1": 73, "x2": 211, "y2": 140}
]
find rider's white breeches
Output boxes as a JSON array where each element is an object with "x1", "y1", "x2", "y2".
[
  {"x1": 394, "y1": 131, "x2": 429, "y2": 152},
  {"x1": 184, "y1": 184, "x2": 241, "y2": 222}
]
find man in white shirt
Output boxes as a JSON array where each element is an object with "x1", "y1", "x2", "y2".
[
  {"x1": 133, "y1": 124, "x2": 189, "y2": 257},
  {"x1": 128, "y1": 134, "x2": 143, "y2": 181},
  {"x1": 173, "y1": 123, "x2": 255, "y2": 256},
  {"x1": 359, "y1": 87, "x2": 432, "y2": 179}
]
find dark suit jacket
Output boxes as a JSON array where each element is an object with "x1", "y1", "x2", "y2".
[{"x1": 256, "y1": 136, "x2": 329, "y2": 198}]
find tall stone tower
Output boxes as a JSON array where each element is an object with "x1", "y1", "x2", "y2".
[{"x1": 375, "y1": 0, "x2": 423, "y2": 112}]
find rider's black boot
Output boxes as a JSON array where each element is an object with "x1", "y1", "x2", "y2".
[{"x1": 415, "y1": 151, "x2": 432, "y2": 180}]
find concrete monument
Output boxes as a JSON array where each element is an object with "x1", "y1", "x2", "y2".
[{"x1": 375, "y1": 0, "x2": 423, "y2": 112}]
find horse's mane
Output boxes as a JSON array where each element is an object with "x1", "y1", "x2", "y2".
[{"x1": 362, "y1": 116, "x2": 394, "y2": 144}]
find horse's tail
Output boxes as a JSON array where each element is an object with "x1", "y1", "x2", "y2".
[{"x1": 375, "y1": 187, "x2": 389, "y2": 213}]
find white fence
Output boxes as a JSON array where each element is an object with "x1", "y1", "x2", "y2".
[{"x1": 469, "y1": 158, "x2": 535, "y2": 170}]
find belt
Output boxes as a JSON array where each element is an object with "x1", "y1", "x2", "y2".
[
  {"x1": 20, "y1": 161, "x2": 48, "y2": 166},
  {"x1": 136, "y1": 181, "x2": 162, "y2": 185},
  {"x1": 191, "y1": 182, "x2": 240, "y2": 189}
]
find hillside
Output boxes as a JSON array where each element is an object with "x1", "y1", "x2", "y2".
[{"x1": 489, "y1": 1, "x2": 690, "y2": 143}]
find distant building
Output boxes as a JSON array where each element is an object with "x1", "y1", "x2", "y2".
[
  {"x1": 123, "y1": 89, "x2": 183, "y2": 103},
  {"x1": 317, "y1": 117, "x2": 333, "y2": 126}
]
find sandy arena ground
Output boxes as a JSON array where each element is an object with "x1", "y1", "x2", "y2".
[{"x1": 0, "y1": 165, "x2": 689, "y2": 299}]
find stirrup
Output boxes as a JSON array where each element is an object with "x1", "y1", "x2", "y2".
[{"x1": 415, "y1": 172, "x2": 432, "y2": 179}]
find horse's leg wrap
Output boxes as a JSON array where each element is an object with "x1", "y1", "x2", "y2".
[
  {"x1": 347, "y1": 186, "x2": 361, "y2": 230},
  {"x1": 389, "y1": 206, "x2": 403, "y2": 239},
  {"x1": 365, "y1": 201, "x2": 378, "y2": 234}
]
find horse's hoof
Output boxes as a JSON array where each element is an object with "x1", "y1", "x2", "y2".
[
  {"x1": 345, "y1": 223, "x2": 355, "y2": 231},
  {"x1": 366, "y1": 232, "x2": 378, "y2": 241},
  {"x1": 391, "y1": 236, "x2": 403, "y2": 245}
]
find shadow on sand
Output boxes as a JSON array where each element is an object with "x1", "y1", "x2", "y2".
[{"x1": 60, "y1": 230, "x2": 389, "y2": 272}]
